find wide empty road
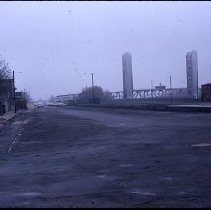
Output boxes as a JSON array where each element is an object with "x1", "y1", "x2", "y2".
[{"x1": 0, "y1": 106, "x2": 211, "y2": 207}]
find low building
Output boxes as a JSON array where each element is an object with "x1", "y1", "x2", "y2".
[
  {"x1": 15, "y1": 91, "x2": 28, "y2": 110},
  {"x1": 201, "y1": 83, "x2": 211, "y2": 102},
  {"x1": 55, "y1": 94, "x2": 79, "y2": 104},
  {"x1": 0, "y1": 79, "x2": 15, "y2": 115}
]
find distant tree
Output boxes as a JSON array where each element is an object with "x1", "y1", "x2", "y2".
[
  {"x1": 78, "y1": 86, "x2": 113, "y2": 103},
  {"x1": 0, "y1": 56, "x2": 13, "y2": 96},
  {"x1": 79, "y1": 86, "x2": 103, "y2": 101},
  {"x1": 0, "y1": 56, "x2": 12, "y2": 80}
]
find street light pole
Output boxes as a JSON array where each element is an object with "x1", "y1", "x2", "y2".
[
  {"x1": 170, "y1": 75, "x2": 173, "y2": 105},
  {"x1": 197, "y1": 68, "x2": 199, "y2": 102},
  {"x1": 91, "y1": 73, "x2": 94, "y2": 103},
  {"x1": 13, "y1": 71, "x2": 16, "y2": 113}
]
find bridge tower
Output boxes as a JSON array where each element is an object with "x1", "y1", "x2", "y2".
[{"x1": 122, "y1": 52, "x2": 133, "y2": 99}]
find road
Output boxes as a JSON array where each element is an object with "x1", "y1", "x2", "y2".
[{"x1": 0, "y1": 106, "x2": 211, "y2": 208}]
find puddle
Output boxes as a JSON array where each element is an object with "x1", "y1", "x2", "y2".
[
  {"x1": 119, "y1": 164, "x2": 135, "y2": 168},
  {"x1": 109, "y1": 123, "x2": 127, "y2": 128},
  {"x1": 96, "y1": 175, "x2": 116, "y2": 181},
  {"x1": 17, "y1": 192, "x2": 42, "y2": 196},
  {"x1": 162, "y1": 177, "x2": 173, "y2": 181},
  {"x1": 129, "y1": 190, "x2": 157, "y2": 196},
  {"x1": 98, "y1": 169, "x2": 110, "y2": 173},
  {"x1": 178, "y1": 191, "x2": 186, "y2": 195},
  {"x1": 12, "y1": 121, "x2": 22, "y2": 125},
  {"x1": 192, "y1": 143, "x2": 211, "y2": 147},
  {"x1": 119, "y1": 123, "x2": 125, "y2": 126},
  {"x1": 97, "y1": 175, "x2": 106, "y2": 179}
]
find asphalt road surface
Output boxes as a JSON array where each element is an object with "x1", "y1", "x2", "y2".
[{"x1": 0, "y1": 106, "x2": 211, "y2": 208}]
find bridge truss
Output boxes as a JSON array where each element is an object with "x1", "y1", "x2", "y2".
[{"x1": 102, "y1": 88, "x2": 189, "y2": 101}]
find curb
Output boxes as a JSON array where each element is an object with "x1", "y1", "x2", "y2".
[{"x1": 75, "y1": 104, "x2": 211, "y2": 113}]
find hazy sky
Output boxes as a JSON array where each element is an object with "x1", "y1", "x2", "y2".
[{"x1": 0, "y1": 1, "x2": 211, "y2": 100}]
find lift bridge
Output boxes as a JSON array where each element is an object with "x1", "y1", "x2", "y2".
[{"x1": 59, "y1": 87, "x2": 191, "y2": 104}]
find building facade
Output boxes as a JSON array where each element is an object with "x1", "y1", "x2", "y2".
[
  {"x1": 55, "y1": 94, "x2": 79, "y2": 104},
  {"x1": 122, "y1": 52, "x2": 133, "y2": 99},
  {"x1": 0, "y1": 79, "x2": 15, "y2": 114},
  {"x1": 201, "y1": 83, "x2": 211, "y2": 102},
  {"x1": 186, "y1": 50, "x2": 199, "y2": 98},
  {"x1": 15, "y1": 91, "x2": 28, "y2": 110}
]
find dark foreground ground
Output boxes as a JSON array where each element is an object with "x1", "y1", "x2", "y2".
[{"x1": 0, "y1": 106, "x2": 211, "y2": 208}]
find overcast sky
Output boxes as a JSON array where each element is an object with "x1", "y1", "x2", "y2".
[{"x1": 0, "y1": 1, "x2": 211, "y2": 100}]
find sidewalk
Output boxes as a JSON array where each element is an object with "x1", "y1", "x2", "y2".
[
  {"x1": 0, "y1": 111, "x2": 18, "y2": 128},
  {"x1": 77, "y1": 102, "x2": 211, "y2": 113},
  {"x1": 167, "y1": 103, "x2": 211, "y2": 113},
  {"x1": 168, "y1": 102, "x2": 211, "y2": 108}
]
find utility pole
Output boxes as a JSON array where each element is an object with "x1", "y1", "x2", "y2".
[
  {"x1": 151, "y1": 80, "x2": 154, "y2": 103},
  {"x1": 13, "y1": 71, "x2": 16, "y2": 113},
  {"x1": 197, "y1": 68, "x2": 199, "y2": 103},
  {"x1": 170, "y1": 75, "x2": 172, "y2": 104},
  {"x1": 91, "y1": 73, "x2": 94, "y2": 103}
]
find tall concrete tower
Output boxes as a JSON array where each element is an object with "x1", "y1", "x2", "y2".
[
  {"x1": 186, "y1": 50, "x2": 198, "y2": 98},
  {"x1": 122, "y1": 52, "x2": 133, "y2": 99}
]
